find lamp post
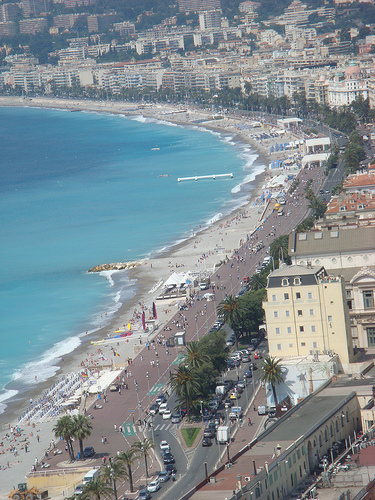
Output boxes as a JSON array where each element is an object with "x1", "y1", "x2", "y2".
[
  {"x1": 142, "y1": 442, "x2": 148, "y2": 487},
  {"x1": 195, "y1": 314, "x2": 199, "y2": 340},
  {"x1": 200, "y1": 400, "x2": 203, "y2": 421},
  {"x1": 146, "y1": 372, "x2": 151, "y2": 407},
  {"x1": 166, "y1": 349, "x2": 171, "y2": 378},
  {"x1": 251, "y1": 363, "x2": 255, "y2": 394},
  {"x1": 229, "y1": 274, "x2": 232, "y2": 294},
  {"x1": 204, "y1": 304, "x2": 208, "y2": 331},
  {"x1": 156, "y1": 360, "x2": 160, "y2": 382},
  {"x1": 135, "y1": 383, "x2": 142, "y2": 423},
  {"x1": 110, "y1": 467, "x2": 118, "y2": 500}
]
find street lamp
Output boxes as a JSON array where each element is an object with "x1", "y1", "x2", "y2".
[
  {"x1": 156, "y1": 360, "x2": 160, "y2": 382},
  {"x1": 195, "y1": 314, "x2": 199, "y2": 340},
  {"x1": 251, "y1": 363, "x2": 255, "y2": 394},
  {"x1": 200, "y1": 400, "x2": 203, "y2": 421},
  {"x1": 110, "y1": 468, "x2": 118, "y2": 500},
  {"x1": 135, "y1": 383, "x2": 142, "y2": 423},
  {"x1": 204, "y1": 304, "x2": 208, "y2": 331},
  {"x1": 142, "y1": 442, "x2": 148, "y2": 487},
  {"x1": 166, "y1": 349, "x2": 171, "y2": 378},
  {"x1": 229, "y1": 274, "x2": 232, "y2": 294},
  {"x1": 146, "y1": 372, "x2": 151, "y2": 407}
]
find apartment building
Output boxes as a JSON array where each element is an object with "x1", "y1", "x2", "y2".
[
  {"x1": 328, "y1": 63, "x2": 369, "y2": 107},
  {"x1": 0, "y1": 3, "x2": 20, "y2": 22},
  {"x1": 264, "y1": 265, "x2": 354, "y2": 366},
  {"x1": 113, "y1": 21, "x2": 136, "y2": 37},
  {"x1": 178, "y1": 0, "x2": 221, "y2": 12},
  {"x1": 19, "y1": 18, "x2": 48, "y2": 34},
  {"x1": 0, "y1": 21, "x2": 16, "y2": 36},
  {"x1": 87, "y1": 13, "x2": 117, "y2": 33},
  {"x1": 199, "y1": 9, "x2": 222, "y2": 30}
]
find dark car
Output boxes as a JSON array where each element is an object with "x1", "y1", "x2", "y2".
[
  {"x1": 244, "y1": 371, "x2": 252, "y2": 379},
  {"x1": 202, "y1": 438, "x2": 212, "y2": 447},
  {"x1": 149, "y1": 403, "x2": 159, "y2": 415},
  {"x1": 137, "y1": 489, "x2": 151, "y2": 500},
  {"x1": 165, "y1": 464, "x2": 177, "y2": 474},
  {"x1": 83, "y1": 446, "x2": 95, "y2": 458},
  {"x1": 203, "y1": 428, "x2": 216, "y2": 438},
  {"x1": 226, "y1": 360, "x2": 235, "y2": 370},
  {"x1": 163, "y1": 452, "x2": 175, "y2": 464}
]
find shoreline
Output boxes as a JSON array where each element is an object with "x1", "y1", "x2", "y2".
[{"x1": 0, "y1": 97, "x2": 290, "y2": 424}]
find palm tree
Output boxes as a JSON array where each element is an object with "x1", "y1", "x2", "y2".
[
  {"x1": 132, "y1": 438, "x2": 155, "y2": 478},
  {"x1": 99, "y1": 459, "x2": 128, "y2": 497},
  {"x1": 181, "y1": 341, "x2": 209, "y2": 369},
  {"x1": 118, "y1": 448, "x2": 139, "y2": 492},
  {"x1": 72, "y1": 414, "x2": 92, "y2": 459},
  {"x1": 80, "y1": 478, "x2": 112, "y2": 500},
  {"x1": 53, "y1": 415, "x2": 75, "y2": 461},
  {"x1": 260, "y1": 356, "x2": 284, "y2": 406},
  {"x1": 170, "y1": 364, "x2": 201, "y2": 421},
  {"x1": 217, "y1": 295, "x2": 246, "y2": 350}
]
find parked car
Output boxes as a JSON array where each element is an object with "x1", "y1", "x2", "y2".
[
  {"x1": 74, "y1": 485, "x2": 85, "y2": 495},
  {"x1": 241, "y1": 354, "x2": 251, "y2": 363},
  {"x1": 137, "y1": 489, "x2": 151, "y2": 500},
  {"x1": 160, "y1": 440, "x2": 170, "y2": 452},
  {"x1": 158, "y1": 471, "x2": 170, "y2": 483},
  {"x1": 171, "y1": 412, "x2": 181, "y2": 424},
  {"x1": 149, "y1": 403, "x2": 159, "y2": 415},
  {"x1": 253, "y1": 351, "x2": 262, "y2": 359},
  {"x1": 165, "y1": 464, "x2": 176, "y2": 474},
  {"x1": 147, "y1": 480, "x2": 160, "y2": 493},
  {"x1": 83, "y1": 446, "x2": 95, "y2": 458},
  {"x1": 163, "y1": 453, "x2": 175, "y2": 464}
]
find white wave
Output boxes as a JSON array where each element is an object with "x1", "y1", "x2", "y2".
[
  {"x1": 207, "y1": 213, "x2": 223, "y2": 225},
  {"x1": 0, "y1": 389, "x2": 18, "y2": 404},
  {"x1": 12, "y1": 336, "x2": 81, "y2": 385},
  {"x1": 99, "y1": 270, "x2": 115, "y2": 286},
  {"x1": 131, "y1": 115, "x2": 148, "y2": 123}
]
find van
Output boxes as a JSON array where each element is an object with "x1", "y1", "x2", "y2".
[
  {"x1": 257, "y1": 405, "x2": 268, "y2": 416},
  {"x1": 277, "y1": 210, "x2": 284, "y2": 217},
  {"x1": 229, "y1": 406, "x2": 243, "y2": 419},
  {"x1": 83, "y1": 469, "x2": 99, "y2": 484}
]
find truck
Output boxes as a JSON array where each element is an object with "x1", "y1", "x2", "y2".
[
  {"x1": 9, "y1": 484, "x2": 48, "y2": 500},
  {"x1": 217, "y1": 425, "x2": 230, "y2": 444},
  {"x1": 83, "y1": 468, "x2": 100, "y2": 484},
  {"x1": 215, "y1": 385, "x2": 226, "y2": 396}
]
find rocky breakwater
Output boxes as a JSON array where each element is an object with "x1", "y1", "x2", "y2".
[{"x1": 88, "y1": 261, "x2": 142, "y2": 273}]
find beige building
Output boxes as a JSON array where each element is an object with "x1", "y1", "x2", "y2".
[{"x1": 264, "y1": 265, "x2": 354, "y2": 366}]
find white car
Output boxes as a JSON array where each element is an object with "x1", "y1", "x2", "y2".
[
  {"x1": 147, "y1": 479, "x2": 161, "y2": 492},
  {"x1": 163, "y1": 409, "x2": 172, "y2": 420},
  {"x1": 160, "y1": 440, "x2": 170, "y2": 452},
  {"x1": 159, "y1": 403, "x2": 168, "y2": 414}
]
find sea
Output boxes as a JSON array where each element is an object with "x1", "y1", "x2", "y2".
[{"x1": 0, "y1": 105, "x2": 264, "y2": 417}]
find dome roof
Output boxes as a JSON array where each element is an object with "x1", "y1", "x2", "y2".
[{"x1": 345, "y1": 61, "x2": 360, "y2": 78}]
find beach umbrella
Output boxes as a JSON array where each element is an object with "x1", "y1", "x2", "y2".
[
  {"x1": 152, "y1": 302, "x2": 157, "y2": 320},
  {"x1": 128, "y1": 323, "x2": 131, "y2": 331},
  {"x1": 142, "y1": 311, "x2": 146, "y2": 330},
  {"x1": 270, "y1": 146, "x2": 274, "y2": 152}
]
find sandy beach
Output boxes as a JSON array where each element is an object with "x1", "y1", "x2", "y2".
[{"x1": 0, "y1": 96, "x2": 304, "y2": 496}]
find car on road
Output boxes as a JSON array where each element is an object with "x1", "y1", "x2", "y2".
[
  {"x1": 163, "y1": 409, "x2": 172, "y2": 420},
  {"x1": 74, "y1": 485, "x2": 85, "y2": 495},
  {"x1": 230, "y1": 392, "x2": 240, "y2": 400},
  {"x1": 83, "y1": 446, "x2": 95, "y2": 458},
  {"x1": 244, "y1": 370, "x2": 252, "y2": 378},
  {"x1": 202, "y1": 437, "x2": 212, "y2": 446},
  {"x1": 241, "y1": 354, "x2": 251, "y2": 363},
  {"x1": 165, "y1": 464, "x2": 177, "y2": 474},
  {"x1": 136, "y1": 489, "x2": 151, "y2": 500},
  {"x1": 156, "y1": 393, "x2": 167, "y2": 405},
  {"x1": 160, "y1": 440, "x2": 170, "y2": 452},
  {"x1": 171, "y1": 412, "x2": 181, "y2": 424},
  {"x1": 163, "y1": 452, "x2": 175, "y2": 464},
  {"x1": 224, "y1": 399, "x2": 232, "y2": 408},
  {"x1": 203, "y1": 428, "x2": 216, "y2": 438},
  {"x1": 159, "y1": 403, "x2": 168, "y2": 414},
  {"x1": 147, "y1": 480, "x2": 161, "y2": 493},
  {"x1": 149, "y1": 403, "x2": 159, "y2": 415},
  {"x1": 226, "y1": 360, "x2": 235, "y2": 369},
  {"x1": 253, "y1": 351, "x2": 262, "y2": 359}
]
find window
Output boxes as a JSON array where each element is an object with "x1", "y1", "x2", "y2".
[
  {"x1": 276, "y1": 327, "x2": 280, "y2": 335},
  {"x1": 311, "y1": 325, "x2": 316, "y2": 333},
  {"x1": 289, "y1": 343, "x2": 293, "y2": 348},
  {"x1": 313, "y1": 342, "x2": 317, "y2": 348},
  {"x1": 301, "y1": 342, "x2": 306, "y2": 347},
  {"x1": 277, "y1": 344, "x2": 281, "y2": 351},
  {"x1": 299, "y1": 326, "x2": 304, "y2": 332},
  {"x1": 286, "y1": 310, "x2": 290, "y2": 317},
  {"x1": 328, "y1": 315, "x2": 332, "y2": 323},
  {"x1": 282, "y1": 278, "x2": 289, "y2": 286},
  {"x1": 272, "y1": 294, "x2": 277, "y2": 302},
  {"x1": 298, "y1": 310, "x2": 303, "y2": 316},
  {"x1": 308, "y1": 292, "x2": 313, "y2": 299},
  {"x1": 363, "y1": 290, "x2": 374, "y2": 309},
  {"x1": 309, "y1": 309, "x2": 314, "y2": 316},
  {"x1": 284, "y1": 293, "x2": 289, "y2": 300},
  {"x1": 367, "y1": 327, "x2": 375, "y2": 347},
  {"x1": 346, "y1": 290, "x2": 352, "y2": 299},
  {"x1": 274, "y1": 311, "x2": 278, "y2": 318},
  {"x1": 287, "y1": 327, "x2": 292, "y2": 334},
  {"x1": 294, "y1": 277, "x2": 301, "y2": 285},
  {"x1": 296, "y1": 292, "x2": 301, "y2": 299}
]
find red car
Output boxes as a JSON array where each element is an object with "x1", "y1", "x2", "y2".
[{"x1": 254, "y1": 351, "x2": 262, "y2": 359}]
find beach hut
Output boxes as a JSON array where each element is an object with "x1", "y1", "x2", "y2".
[{"x1": 270, "y1": 145, "x2": 274, "y2": 153}]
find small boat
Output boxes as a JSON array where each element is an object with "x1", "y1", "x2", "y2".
[
  {"x1": 151, "y1": 147, "x2": 160, "y2": 151},
  {"x1": 159, "y1": 174, "x2": 169, "y2": 177}
]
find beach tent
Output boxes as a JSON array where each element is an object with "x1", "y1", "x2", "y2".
[{"x1": 270, "y1": 146, "x2": 274, "y2": 153}]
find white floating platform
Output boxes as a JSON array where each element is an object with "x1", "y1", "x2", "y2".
[{"x1": 177, "y1": 173, "x2": 233, "y2": 182}]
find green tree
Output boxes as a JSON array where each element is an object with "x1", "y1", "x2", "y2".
[
  {"x1": 132, "y1": 438, "x2": 155, "y2": 479},
  {"x1": 53, "y1": 415, "x2": 75, "y2": 461},
  {"x1": 72, "y1": 414, "x2": 92, "y2": 459},
  {"x1": 237, "y1": 288, "x2": 266, "y2": 337},
  {"x1": 269, "y1": 235, "x2": 291, "y2": 267},
  {"x1": 117, "y1": 448, "x2": 139, "y2": 493},
  {"x1": 181, "y1": 341, "x2": 210, "y2": 368},
  {"x1": 217, "y1": 295, "x2": 246, "y2": 350},
  {"x1": 80, "y1": 478, "x2": 113, "y2": 500},
  {"x1": 260, "y1": 356, "x2": 284, "y2": 405},
  {"x1": 99, "y1": 459, "x2": 128, "y2": 495},
  {"x1": 170, "y1": 364, "x2": 201, "y2": 421}
]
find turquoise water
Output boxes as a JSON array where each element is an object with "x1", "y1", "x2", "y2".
[{"x1": 0, "y1": 106, "x2": 263, "y2": 414}]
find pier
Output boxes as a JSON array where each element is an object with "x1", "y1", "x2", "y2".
[{"x1": 177, "y1": 173, "x2": 233, "y2": 182}]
